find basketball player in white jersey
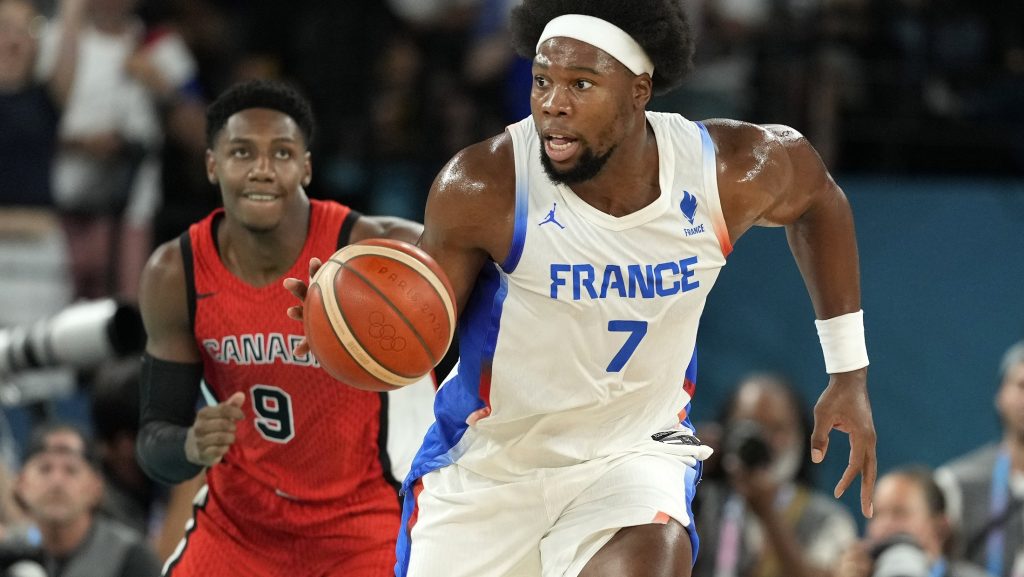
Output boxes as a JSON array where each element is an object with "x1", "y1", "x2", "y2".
[{"x1": 286, "y1": 1, "x2": 877, "y2": 575}]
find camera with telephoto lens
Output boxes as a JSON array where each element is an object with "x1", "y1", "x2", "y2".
[
  {"x1": 869, "y1": 534, "x2": 930, "y2": 577},
  {"x1": 722, "y1": 419, "x2": 773, "y2": 470},
  {"x1": 0, "y1": 299, "x2": 144, "y2": 377}
]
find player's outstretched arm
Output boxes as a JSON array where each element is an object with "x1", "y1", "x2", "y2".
[
  {"x1": 137, "y1": 241, "x2": 243, "y2": 484},
  {"x1": 708, "y1": 120, "x2": 877, "y2": 518}
]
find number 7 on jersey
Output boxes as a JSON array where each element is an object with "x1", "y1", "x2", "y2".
[{"x1": 606, "y1": 320, "x2": 648, "y2": 372}]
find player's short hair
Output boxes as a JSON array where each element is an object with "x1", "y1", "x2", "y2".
[
  {"x1": 998, "y1": 340, "x2": 1024, "y2": 383},
  {"x1": 205, "y1": 79, "x2": 315, "y2": 149},
  {"x1": 509, "y1": 0, "x2": 694, "y2": 95}
]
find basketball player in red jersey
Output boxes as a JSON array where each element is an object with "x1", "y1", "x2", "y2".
[{"x1": 135, "y1": 80, "x2": 424, "y2": 577}]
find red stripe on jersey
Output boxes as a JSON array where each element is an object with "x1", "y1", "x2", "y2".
[
  {"x1": 407, "y1": 479, "x2": 425, "y2": 533},
  {"x1": 683, "y1": 377, "x2": 696, "y2": 399}
]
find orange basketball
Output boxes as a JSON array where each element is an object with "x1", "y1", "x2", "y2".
[{"x1": 303, "y1": 239, "x2": 456, "y2": 392}]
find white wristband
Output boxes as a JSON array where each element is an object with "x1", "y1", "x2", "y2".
[{"x1": 814, "y1": 310, "x2": 869, "y2": 374}]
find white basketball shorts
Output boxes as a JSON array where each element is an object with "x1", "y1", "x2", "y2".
[{"x1": 400, "y1": 450, "x2": 701, "y2": 577}]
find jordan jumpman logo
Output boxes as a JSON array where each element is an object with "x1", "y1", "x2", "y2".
[{"x1": 538, "y1": 202, "x2": 565, "y2": 229}]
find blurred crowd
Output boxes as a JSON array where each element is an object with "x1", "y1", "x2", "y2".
[
  {"x1": 688, "y1": 346, "x2": 1024, "y2": 577},
  {"x1": 3, "y1": 0, "x2": 1024, "y2": 306},
  {"x1": 0, "y1": 0, "x2": 1022, "y2": 575}
]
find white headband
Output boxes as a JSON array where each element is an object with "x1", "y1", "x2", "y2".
[{"x1": 536, "y1": 14, "x2": 654, "y2": 77}]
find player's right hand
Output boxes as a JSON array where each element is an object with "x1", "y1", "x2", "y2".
[
  {"x1": 284, "y1": 257, "x2": 321, "y2": 357},
  {"x1": 185, "y1": 392, "x2": 245, "y2": 467}
]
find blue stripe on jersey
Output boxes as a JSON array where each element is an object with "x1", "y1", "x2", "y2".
[
  {"x1": 683, "y1": 461, "x2": 702, "y2": 563},
  {"x1": 500, "y1": 168, "x2": 528, "y2": 273},
  {"x1": 397, "y1": 265, "x2": 509, "y2": 575},
  {"x1": 402, "y1": 264, "x2": 508, "y2": 491},
  {"x1": 395, "y1": 487, "x2": 416, "y2": 576},
  {"x1": 685, "y1": 347, "x2": 697, "y2": 388},
  {"x1": 695, "y1": 122, "x2": 715, "y2": 176},
  {"x1": 680, "y1": 344, "x2": 701, "y2": 561}
]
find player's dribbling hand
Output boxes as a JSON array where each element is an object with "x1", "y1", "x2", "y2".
[
  {"x1": 283, "y1": 258, "x2": 322, "y2": 356},
  {"x1": 809, "y1": 368, "x2": 877, "y2": 518},
  {"x1": 185, "y1": 392, "x2": 245, "y2": 467}
]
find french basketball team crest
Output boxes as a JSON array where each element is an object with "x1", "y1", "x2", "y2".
[
  {"x1": 680, "y1": 191, "x2": 705, "y2": 236},
  {"x1": 680, "y1": 191, "x2": 697, "y2": 224}
]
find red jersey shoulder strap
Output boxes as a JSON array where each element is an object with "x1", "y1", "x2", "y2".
[
  {"x1": 179, "y1": 230, "x2": 196, "y2": 332},
  {"x1": 338, "y1": 207, "x2": 362, "y2": 250},
  {"x1": 181, "y1": 209, "x2": 221, "y2": 333},
  {"x1": 307, "y1": 199, "x2": 361, "y2": 252}
]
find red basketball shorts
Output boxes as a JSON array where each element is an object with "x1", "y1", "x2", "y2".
[{"x1": 164, "y1": 481, "x2": 401, "y2": 577}]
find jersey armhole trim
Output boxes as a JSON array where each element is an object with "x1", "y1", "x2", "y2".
[
  {"x1": 337, "y1": 209, "x2": 362, "y2": 249},
  {"x1": 695, "y1": 121, "x2": 733, "y2": 258},
  {"x1": 179, "y1": 231, "x2": 197, "y2": 332},
  {"x1": 501, "y1": 125, "x2": 529, "y2": 273}
]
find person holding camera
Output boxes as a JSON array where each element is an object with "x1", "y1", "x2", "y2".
[
  {"x1": 836, "y1": 467, "x2": 993, "y2": 577},
  {"x1": 693, "y1": 373, "x2": 857, "y2": 577},
  {"x1": 935, "y1": 341, "x2": 1024, "y2": 577},
  {"x1": 13, "y1": 422, "x2": 161, "y2": 577}
]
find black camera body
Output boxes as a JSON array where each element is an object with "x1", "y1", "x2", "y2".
[{"x1": 723, "y1": 419, "x2": 773, "y2": 469}]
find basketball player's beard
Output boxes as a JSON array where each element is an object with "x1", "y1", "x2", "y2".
[{"x1": 540, "y1": 144, "x2": 616, "y2": 185}]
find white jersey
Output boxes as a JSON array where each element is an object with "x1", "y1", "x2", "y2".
[{"x1": 406, "y1": 112, "x2": 731, "y2": 484}]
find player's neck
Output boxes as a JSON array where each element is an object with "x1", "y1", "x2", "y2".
[
  {"x1": 219, "y1": 202, "x2": 311, "y2": 287},
  {"x1": 570, "y1": 117, "x2": 659, "y2": 217}
]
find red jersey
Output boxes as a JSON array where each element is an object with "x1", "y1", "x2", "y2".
[{"x1": 184, "y1": 199, "x2": 399, "y2": 535}]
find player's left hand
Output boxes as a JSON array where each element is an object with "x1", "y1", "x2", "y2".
[
  {"x1": 284, "y1": 257, "x2": 322, "y2": 356},
  {"x1": 810, "y1": 368, "x2": 876, "y2": 518}
]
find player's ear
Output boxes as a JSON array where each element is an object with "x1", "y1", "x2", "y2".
[
  {"x1": 633, "y1": 74, "x2": 652, "y2": 110},
  {"x1": 302, "y1": 151, "x2": 312, "y2": 187},
  {"x1": 206, "y1": 149, "x2": 218, "y2": 185}
]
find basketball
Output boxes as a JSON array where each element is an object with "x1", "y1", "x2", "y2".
[{"x1": 303, "y1": 239, "x2": 457, "y2": 391}]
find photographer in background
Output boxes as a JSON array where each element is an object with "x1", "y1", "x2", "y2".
[
  {"x1": 836, "y1": 467, "x2": 993, "y2": 577},
  {"x1": 935, "y1": 341, "x2": 1024, "y2": 577},
  {"x1": 693, "y1": 373, "x2": 857, "y2": 577}
]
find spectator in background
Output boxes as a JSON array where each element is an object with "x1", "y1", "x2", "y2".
[
  {"x1": 693, "y1": 373, "x2": 857, "y2": 577},
  {"x1": 0, "y1": 0, "x2": 84, "y2": 208},
  {"x1": 14, "y1": 422, "x2": 161, "y2": 577},
  {"x1": 0, "y1": 0, "x2": 84, "y2": 329},
  {"x1": 138, "y1": 0, "x2": 233, "y2": 247},
  {"x1": 38, "y1": 0, "x2": 198, "y2": 301},
  {"x1": 936, "y1": 341, "x2": 1024, "y2": 577},
  {"x1": 836, "y1": 467, "x2": 992, "y2": 577},
  {"x1": 90, "y1": 358, "x2": 205, "y2": 563}
]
